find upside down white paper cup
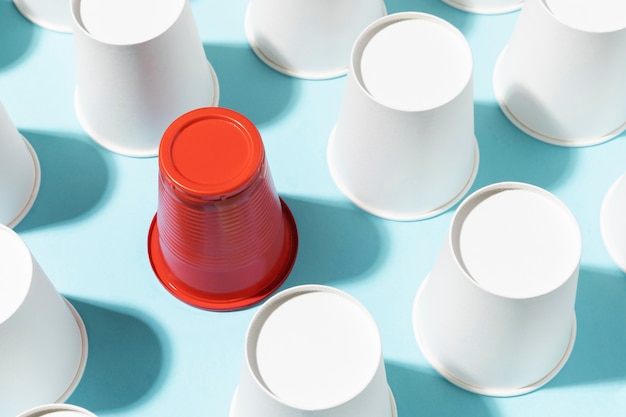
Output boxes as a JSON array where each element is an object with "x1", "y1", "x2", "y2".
[
  {"x1": 413, "y1": 182, "x2": 581, "y2": 396},
  {"x1": 441, "y1": 0, "x2": 523, "y2": 14},
  {"x1": 0, "y1": 102, "x2": 40, "y2": 228},
  {"x1": 328, "y1": 12, "x2": 478, "y2": 221},
  {"x1": 245, "y1": 0, "x2": 386, "y2": 79},
  {"x1": 71, "y1": 0, "x2": 219, "y2": 157},
  {"x1": 494, "y1": 0, "x2": 626, "y2": 146},
  {"x1": 17, "y1": 404, "x2": 97, "y2": 417},
  {"x1": 230, "y1": 285, "x2": 396, "y2": 417},
  {"x1": 0, "y1": 225, "x2": 88, "y2": 416},
  {"x1": 14, "y1": 0, "x2": 72, "y2": 32}
]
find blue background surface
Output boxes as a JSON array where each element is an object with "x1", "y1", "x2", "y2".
[{"x1": 1, "y1": 0, "x2": 626, "y2": 415}]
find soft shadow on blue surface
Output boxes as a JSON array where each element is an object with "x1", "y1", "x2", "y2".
[
  {"x1": 14, "y1": 130, "x2": 114, "y2": 231},
  {"x1": 384, "y1": 0, "x2": 472, "y2": 31},
  {"x1": 203, "y1": 43, "x2": 298, "y2": 126},
  {"x1": 547, "y1": 266, "x2": 626, "y2": 388},
  {"x1": 66, "y1": 298, "x2": 170, "y2": 412},
  {"x1": 472, "y1": 101, "x2": 578, "y2": 190},
  {"x1": 280, "y1": 196, "x2": 388, "y2": 287},
  {"x1": 386, "y1": 360, "x2": 496, "y2": 416},
  {"x1": 0, "y1": 0, "x2": 36, "y2": 69}
]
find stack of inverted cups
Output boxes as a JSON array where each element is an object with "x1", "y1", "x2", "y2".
[
  {"x1": 231, "y1": 285, "x2": 396, "y2": 417},
  {"x1": 328, "y1": 12, "x2": 479, "y2": 221},
  {"x1": 245, "y1": 0, "x2": 386, "y2": 79},
  {"x1": 0, "y1": 225, "x2": 88, "y2": 415},
  {"x1": 494, "y1": 0, "x2": 626, "y2": 146},
  {"x1": 71, "y1": 0, "x2": 219, "y2": 157},
  {"x1": 0, "y1": 102, "x2": 40, "y2": 228},
  {"x1": 413, "y1": 182, "x2": 581, "y2": 395},
  {"x1": 148, "y1": 108, "x2": 298, "y2": 311}
]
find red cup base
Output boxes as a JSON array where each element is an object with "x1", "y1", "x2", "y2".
[{"x1": 148, "y1": 199, "x2": 298, "y2": 311}]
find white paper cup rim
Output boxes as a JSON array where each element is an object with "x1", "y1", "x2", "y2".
[
  {"x1": 16, "y1": 403, "x2": 97, "y2": 417},
  {"x1": 73, "y1": 61, "x2": 219, "y2": 158},
  {"x1": 412, "y1": 275, "x2": 577, "y2": 396},
  {"x1": 440, "y1": 0, "x2": 524, "y2": 15},
  {"x1": 55, "y1": 298, "x2": 89, "y2": 403},
  {"x1": 600, "y1": 173, "x2": 626, "y2": 273},
  {"x1": 327, "y1": 128, "x2": 479, "y2": 221},
  {"x1": 13, "y1": 0, "x2": 73, "y2": 33},
  {"x1": 244, "y1": 3, "x2": 388, "y2": 80},
  {"x1": 6, "y1": 136, "x2": 41, "y2": 228},
  {"x1": 493, "y1": 47, "x2": 626, "y2": 147}
]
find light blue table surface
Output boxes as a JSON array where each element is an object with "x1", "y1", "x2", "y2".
[{"x1": 1, "y1": 0, "x2": 625, "y2": 415}]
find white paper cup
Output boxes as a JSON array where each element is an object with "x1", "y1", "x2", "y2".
[
  {"x1": 601, "y1": 173, "x2": 626, "y2": 274},
  {"x1": 493, "y1": 0, "x2": 626, "y2": 146},
  {"x1": 0, "y1": 225, "x2": 88, "y2": 416},
  {"x1": 413, "y1": 182, "x2": 581, "y2": 396},
  {"x1": 328, "y1": 12, "x2": 478, "y2": 221},
  {"x1": 71, "y1": 0, "x2": 220, "y2": 157},
  {"x1": 0, "y1": 102, "x2": 41, "y2": 228},
  {"x1": 17, "y1": 404, "x2": 97, "y2": 417},
  {"x1": 13, "y1": 0, "x2": 72, "y2": 32},
  {"x1": 441, "y1": 0, "x2": 523, "y2": 14},
  {"x1": 230, "y1": 285, "x2": 396, "y2": 417},
  {"x1": 245, "y1": 0, "x2": 386, "y2": 79}
]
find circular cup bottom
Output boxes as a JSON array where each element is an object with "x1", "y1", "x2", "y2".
[
  {"x1": 493, "y1": 48, "x2": 626, "y2": 147},
  {"x1": 327, "y1": 127, "x2": 479, "y2": 221},
  {"x1": 74, "y1": 61, "x2": 220, "y2": 158},
  {"x1": 600, "y1": 173, "x2": 626, "y2": 273},
  {"x1": 6, "y1": 136, "x2": 41, "y2": 229},
  {"x1": 441, "y1": 0, "x2": 523, "y2": 14},
  {"x1": 148, "y1": 199, "x2": 298, "y2": 311},
  {"x1": 244, "y1": 3, "x2": 387, "y2": 80},
  {"x1": 229, "y1": 385, "x2": 398, "y2": 417},
  {"x1": 412, "y1": 275, "x2": 577, "y2": 397},
  {"x1": 13, "y1": 0, "x2": 72, "y2": 33},
  {"x1": 17, "y1": 403, "x2": 97, "y2": 417}
]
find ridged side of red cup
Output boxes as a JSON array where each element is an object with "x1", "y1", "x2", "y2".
[{"x1": 148, "y1": 107, "x2": 298, "y2": 311}]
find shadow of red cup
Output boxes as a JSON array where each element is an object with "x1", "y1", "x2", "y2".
[{"x1": 148, "y1": 107, "x2": 298, "y2": 311}]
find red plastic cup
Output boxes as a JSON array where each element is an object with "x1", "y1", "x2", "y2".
[{"x1": 148, "y1": 107, "x2": 298, "y2": 311}]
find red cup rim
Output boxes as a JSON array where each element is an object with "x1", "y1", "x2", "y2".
[{"x1": 147, "y1": 198, "x2": 299, "y2": 311}]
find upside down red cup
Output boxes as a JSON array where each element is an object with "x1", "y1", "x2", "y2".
[{"x1": 148, "y1": 107, "x2": 298, "y2": 311}]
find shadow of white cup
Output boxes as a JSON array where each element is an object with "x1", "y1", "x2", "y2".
[
  {"x1": 245, "y1": 0, "x2": 386, "y2": 79},
  {"x1": 230, "y1": 285, "x2": 396, "y2": 417},
  {"x1": 441, "y1": 0, "x2": 523, "y2": 14},
  {"x1": 328, "y1": 12, "x2": 478, "y2": 221},
  {"x1": 413, "y1": 182, "x2": 581, "y2": 396},
  {"x1": 13, "y1": 0, "x2": 72, "y2": 32},
  {"x1": 71, "y1": 0, "x2": 219, "y2": 157},
  {"x1": 0, "y1": 102, "x2": 40, "y2": 228},
  {"x1": 601, "y1": 173, "x2": 626, "y2": 274},
  {"x1": 0, "y1": 225, "x2": 88, "y2": 416},
  {"x1": 494, "y1": 0, "x2": 626, "y2": 146},
  {"x1": 17, "y1": 404, "x2": 97, "y2": 417}
]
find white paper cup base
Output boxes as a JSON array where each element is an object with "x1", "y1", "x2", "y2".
[
  {"x1": 413, "y1": 275, "x2": 577, "y2": 396},
  {"x1": 73, "y1": 61, "x2": 219, "y2": 158},
  {"x1": 6, "y1": 136, "x2": 41, "y2": 228},
  {"x1": 441, "y1": 0, "x2": 523, "y2": 14},
  {"x1": 13, "y1": 0, "x2": 72, "y2": 32},
  {"x1": 328, "y1": 128, "x2": 480, "y2": 221},
  {"x1": 56, "y1": 299, "x2": 89, "y2": 403},
  {"x1": 601, "y1": 173, "x2": 626, "y2": 273}
]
